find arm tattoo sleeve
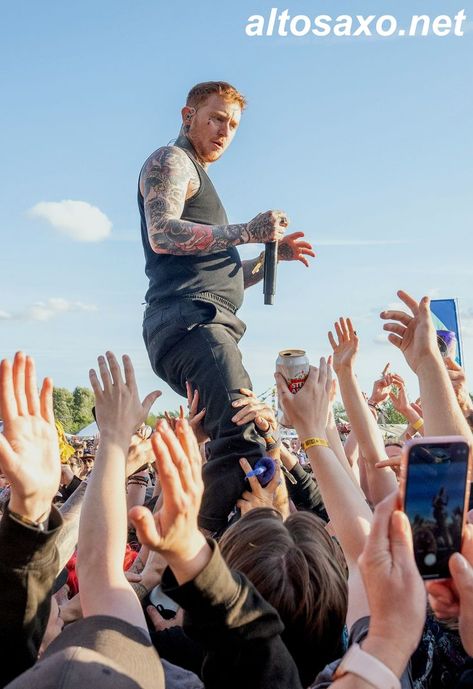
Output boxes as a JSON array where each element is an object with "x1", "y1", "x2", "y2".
[
  {"x1": 242, "y1": 254, "x2": 265, "y2": 289},
  {"x1": 56, "y1": 481, "x2": 88, "y2": 573},
  {"x1": 142, "y1": 147, "x2": 250, "y2": 255}
]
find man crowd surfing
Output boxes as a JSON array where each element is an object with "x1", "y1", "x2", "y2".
[
  {"x1": 1, "y1": 289, "x2": 473, "y2": 688},
  {"x1": 1, "y1": 81, "x2": 473, "y2": 688}
]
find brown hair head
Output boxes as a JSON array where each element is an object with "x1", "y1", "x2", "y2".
[
  {"x1": 186, "y1": 81, "x2": 247, "y2": 111},
  {"x1": 220, "y1": 508, "x2": 348, "y2": 685}
]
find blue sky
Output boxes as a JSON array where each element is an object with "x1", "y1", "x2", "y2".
[{"x1": 1, "y1": 0, "x2": 472, "y2": 417}]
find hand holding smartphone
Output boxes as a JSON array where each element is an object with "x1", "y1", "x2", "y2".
[{"x1": 401, "y1": 436, "x2": 472, "y2": 580}]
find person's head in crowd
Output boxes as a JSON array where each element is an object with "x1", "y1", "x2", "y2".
[
  {"x1": 290, "y1": 437, "x2": 301, "y2": 454},
  {"x1": 219, "y1": 507, "x2": 347, "y2": 686},
  {"x1": 82, "y1": 451, "x2": 95, "y2": 475}
]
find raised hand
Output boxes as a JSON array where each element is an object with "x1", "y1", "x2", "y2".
[
  {"x1": 185, "y1": 381, "x2": 208, "y2": 444},
  {"x1": 89, "y1": 352, "x2": 161, "y2": 439},
  {"x1": 245, "y1": 210, "x2": 289, "y2": 244},
  {"x1": 128, "y1": 419, "x2": 209, "y2": 584},
  {"x1": 277, "y1": 231, "x2": 315, "y2": 267},
  {"x1": 0, "y1": 352, "x2": 60, "y2": 522},
  {"x1": 380, "y1": 291, "x2": 439, "y2": 373},
  {"x1": 444, "y1": 357, "x2": 473, "y2": 416},
  {"x1": 369, "y1": 365, "x2": 392, "y2": 406},
  {"x1": 231, "y1": 387, "x2": 277, "y2": 433},
  {"x1": 236, "y1": 457, "x2": 283, "y2": 516},
  {"x1": 328, "y1": 317, "x2": 359, "y2": 374},
  {"x1": 388, "y1": 373, "x2": 411, "y2": 414}
]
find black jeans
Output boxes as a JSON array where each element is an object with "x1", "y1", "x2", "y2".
[{"x1": 143, "y1": 298, "x2": 265, "y2": 531}]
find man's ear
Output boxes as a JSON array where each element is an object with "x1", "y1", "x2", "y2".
[{"x1": 181, "y1": 106, "x2": 196, "y2": 124}]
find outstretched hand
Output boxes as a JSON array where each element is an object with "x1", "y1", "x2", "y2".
[
  {"x1": 277, "y1": 231, "x2": 316, "y2": 267},
  {"x1": 231, "y1": 387, "x2": 277, "y2": 433},
  {"x1": 128, "y1": 419, "x2": 209, "y2": 584},
  {"x1": 0, "y1": 352, "x2": 60, "y2": 522},
  {"x1": 89, "y1": 352, "x2": 161, "y2": 439},
  {"x1": 237, "y1": 457, "x2": 285, "y2": 516},
  {"x1": 328, "y1": 317, "x2": 359, "y2": 374},
  {"x1": 380, "y1": 291, "x2": 439, "y2": 373}
]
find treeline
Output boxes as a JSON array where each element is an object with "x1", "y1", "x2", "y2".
[{"x1": 53, "y1": 387, "x2": 95, "y2": 434}]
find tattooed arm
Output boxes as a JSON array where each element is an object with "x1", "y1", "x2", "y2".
[{"x1": 140, "y1": 146, "x2": 286, "y2": 255}]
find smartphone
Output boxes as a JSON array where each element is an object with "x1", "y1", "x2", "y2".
[{"x1": 401, "y1": 436, "x2": 472, "y2": 580}]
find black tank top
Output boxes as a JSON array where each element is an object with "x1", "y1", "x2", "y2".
[{"x1": 138, "y1": 137, "x2": 243, "y2": 311}]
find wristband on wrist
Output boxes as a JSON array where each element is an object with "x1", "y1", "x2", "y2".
[
  {"x1": 301, "y1": 437, "x2": 329, "y2": 451},
  {"x1": 411, "y1": 417, "x2": 424, "y2": 431},
  {"x1": 333, "y1": 642, "x2": 401, "y2": 689}
]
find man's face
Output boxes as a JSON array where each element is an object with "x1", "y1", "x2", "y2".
[{"x1": 187, "y1": 94, "x2": 241, "y2": 164}]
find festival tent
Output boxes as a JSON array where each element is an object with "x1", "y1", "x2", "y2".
[{"x1": 76, "y1": 421, "x2": 98, "y2": 437}]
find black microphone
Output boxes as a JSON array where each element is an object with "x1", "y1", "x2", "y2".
[{"x1": 263, "y1": 241, "x2": 278, "y2": 305}]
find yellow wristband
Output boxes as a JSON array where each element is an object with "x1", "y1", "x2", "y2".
[
  {"x1": 301, "y1": 437, "x2": 329, "y2": 451},
  {"x1": 412, "y1": 418, "x2": 424, "y2": 431}
]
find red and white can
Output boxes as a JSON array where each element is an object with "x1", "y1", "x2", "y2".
[{"x1": 276, "y1": 349, "x2": 310, "y2": 427}]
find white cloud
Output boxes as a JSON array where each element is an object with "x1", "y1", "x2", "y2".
[
  {"x1": 29, "y1": 200, "x2": 112, "y2": 242},
  {"x1": 373, "y1": 334, "x2": 391, "y2": 345},
  {"x1": 0, "y1": 298, "x2": 98, "y2": 323}
]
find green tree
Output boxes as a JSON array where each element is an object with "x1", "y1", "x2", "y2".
[
  {"x1": 53, "y1": 387, "x2": 74, "y2": 432},
  {"x1": 71, "y1": 386, "x2": 95, "y2": 433}
]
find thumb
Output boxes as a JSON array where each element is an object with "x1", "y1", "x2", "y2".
[
  {"x1": 449, "y1": 552, "x2": 473, "y2": 609},
  {"x1": 389, "y1": 509, "x2": 415, "y2": 561},
  {"x1": 142, "y1": 390, "x2": 162, "y2": 417},
  {"x1": 128, "y1": 505, "x2": 162, "y2": 550}
]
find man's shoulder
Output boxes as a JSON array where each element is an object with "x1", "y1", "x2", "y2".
[
  {"x1": 141, "y1": 145, "x2": 191, "y2": 176},
  {"x1": 139, "y1": 145, "x2": 194, "y2": 194}
]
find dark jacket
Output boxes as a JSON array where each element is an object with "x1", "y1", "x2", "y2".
[{"x1": 0, "y1": 507, "x2": 62, "y2": 687}]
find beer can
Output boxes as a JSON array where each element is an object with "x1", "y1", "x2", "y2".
[
  {"x1": 276, "y1": 350, "x2": 310, "y2": 428},
  {"x1": 276, "y1": 349, "x2": 310, "y2": 393}
]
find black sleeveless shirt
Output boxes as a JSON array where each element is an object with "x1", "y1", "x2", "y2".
[{"x1": 138, "y1": 137, "x2": 243, "y2": 311}]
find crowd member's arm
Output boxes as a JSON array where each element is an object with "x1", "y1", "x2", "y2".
[
  {"x1": 380, "y1": 291, "x2": 472, "y2": 438},
  {"x1": 314, "y1": 492, "x2": 426, "y2": 689},
  {"x1": 129, "y1": 419, "x2": 303, "y2": 689},
  {"x1": 328, "y1": 318, "x2": 398, "y2": 504},
  {"x1": 388, "y1": 373, "x2": 424, "y2": 437},
  {"x1": 231, "y1": 386, "x2": 281, "y2": 459},
  {"x1": 77, "y1": 352, "x2": 160, "y2": 628},
  {"x1": 0, "y1": 353, "x2": 62, "y2": 686},
  {"x1": 55, "y1": 480, "x2": 87, "y2": 572},
  {"x1": 426, "y1": 523, "x2": 473, "y2": 657},
  {"x1": 279, "y1": 442, "x2": 329, "y2": 520},
  {"x1": 275, "y1": 359, "x2": 373, "y2": 627},
  {"x1": 445, "y1": 357, "x2": 473, "y2": 421}
]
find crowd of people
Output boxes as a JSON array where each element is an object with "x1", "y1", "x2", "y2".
[{"x1": 1, "y1": 289, "x2": 473, "y2": 688}]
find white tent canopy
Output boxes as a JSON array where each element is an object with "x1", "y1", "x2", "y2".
[{"x1": 75, "y1": 421, "x2": 98, "y2": 437}]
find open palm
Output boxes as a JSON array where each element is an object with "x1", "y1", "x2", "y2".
[
  {"x1": 328, "y1": 317, "x2": 359, "y2": 374},
  {"x1": 0, "y1": 353, "x2": 60, "y2": 513}
]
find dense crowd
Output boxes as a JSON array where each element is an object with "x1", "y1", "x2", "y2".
[{"x1": 1, "y1": 289, "x2": 473, "y2": 688}]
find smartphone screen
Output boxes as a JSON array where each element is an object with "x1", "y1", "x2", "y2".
[{"x1": 403, "y1": 440, "x2": 470, "y2": 580}]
